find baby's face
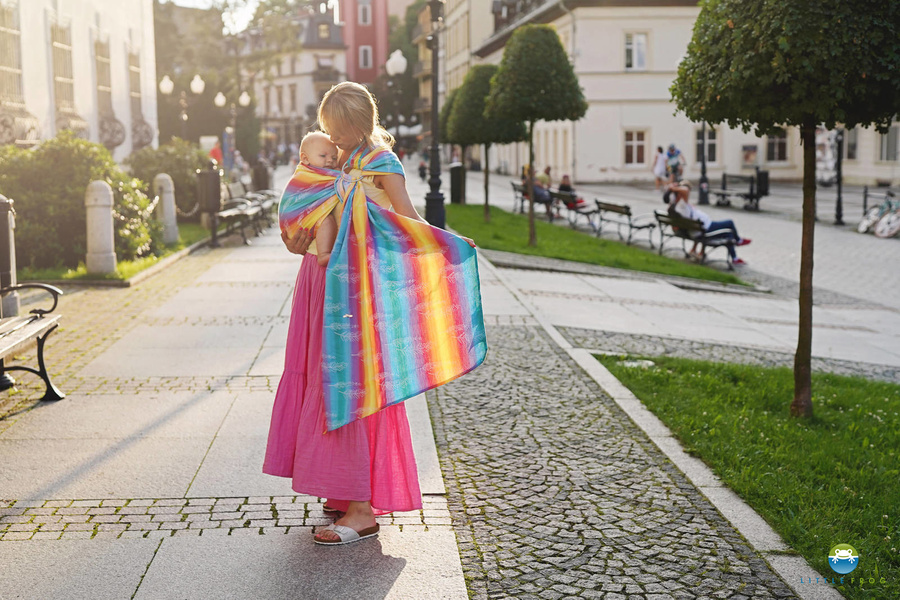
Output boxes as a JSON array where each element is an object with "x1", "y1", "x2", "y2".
[{"x1": 302, "y1": 137, "x2": 338, "y2": 168}]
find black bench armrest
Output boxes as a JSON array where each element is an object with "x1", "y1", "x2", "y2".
[{"x1": 0, "y1": 283, "x2": 63, "y2": 316}]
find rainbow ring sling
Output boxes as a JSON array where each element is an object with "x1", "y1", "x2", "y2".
[{"x1": 279, "y1": 145, "x2": 487, "y2": 431}]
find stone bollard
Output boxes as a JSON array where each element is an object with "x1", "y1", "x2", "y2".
[
  {"x1": 0, "y1": 194, "x2": 19, "y2": 318},
  {"x1": 153, "y1": 173, "x2": 179, "y2": 245},
  {"x1": 85, "y1": 180, "x2": 117, "y2": 275}
]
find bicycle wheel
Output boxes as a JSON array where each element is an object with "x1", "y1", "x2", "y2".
[
  {"x1": 857, "y1": 207, "x2": 883, "y2": 233},
  {"x1": 873, "y1": 209, "x2": 900, "y2": 238}
]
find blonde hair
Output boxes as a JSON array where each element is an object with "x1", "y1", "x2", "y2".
[{"x1": 317, "y1": 81, "x2": 394, "y2": 150}]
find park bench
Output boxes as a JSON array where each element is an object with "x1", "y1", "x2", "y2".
[
  {"x1": 594, "y1": 200, "x2": 656, "y2": 247},
  {"x1": 549, "y1": 190, "x2": 597, "y2": 231},
  {"x1": 711, "y1": 168, "x2": 769, "y2": 211},
  {"x1": 216, "y1": 183, "x2": 264, "y2": 244},
  {"x1": 0, "y1": 283, "x2": 65, "y2": 402},
  {"x1": 653, "y1": 209, "x2": 735, "y2": 268},
  {"x1": 511, "y1": 181, "x2": 528, "y2": 214}
]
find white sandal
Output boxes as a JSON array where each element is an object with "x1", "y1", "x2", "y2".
[{"x1": 314, "y1": 523, "x2": 380, "y2": 546}]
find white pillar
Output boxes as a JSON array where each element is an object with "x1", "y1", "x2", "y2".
[
  {"x1": 85, "y1": 180, "x2": 117, "y2": 274},
  {"x1": 153, "y1": 173, "x2": 179, "y2": 245}
]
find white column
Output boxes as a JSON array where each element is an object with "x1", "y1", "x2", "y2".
[
  {"x1": 153, "y1": 173, "x2": 179, "y2": 245},
  {"x1": 85, "y1": 181, "x2": 117, "y2": 275}
]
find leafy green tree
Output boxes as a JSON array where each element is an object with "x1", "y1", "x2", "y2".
[
  {"x1": 439, "y1": 89, "x2": 468, "y2": 203},
  {"x1": 448, "y1": 64, "x2": 527, "y2": 222},
  {"x1": 671, "y1": 0, "x2": 900, "y2": 417},
  {"x1": 486, "y1": 24, "x2": 587, "y2": 246}
]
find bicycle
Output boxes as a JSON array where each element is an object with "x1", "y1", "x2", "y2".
[
  {"x1": 857, "y1": 189, "x2": 899, "y2": 235},
  {"x1": 873, "y1": 201, "x2": 900, "y2": 238}
]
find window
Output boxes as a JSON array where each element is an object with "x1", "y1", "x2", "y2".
[
  {"x1": 128, "y1": 52, "x2": 141, "y2": 116},
  {"x1": 359, "y1": 45, "x2": 372, "y2": 69},
  {"x1": 318, "y1": 23, "x2": 329, "y2": 39},
  {"x1": 358, "y1": 2, "x2": 371, "y2": 26},
  {"x1": 275, "y1": 85, "x2": 283, "y2": 113},
  {"x1": 0, "y1": 4, "x2": 23, "y2": 104},
  {"x1": 264, "y1": 86, "x2": 271, "y2": 113},
  {"x1": 289, "y1": 84, "x2": 297, "y2": 113},
  {"x1": 94, "y1": 40, "x2": 112, "y2": 115},
  {"x1": 879, "y1": 126, "x2": 899, "y2": 162},
  {"x1": 625, "y1": 33, "x2": 647, "y2": 71},
  {"x1": 624, "y1": 130, "x2": 646, "y2": 165},
  {"x1": 843, "y1": 127, "x2": 858, "y2": 160},
  {"x1": 695, "y1": 126, "x2": 717, "y2": 163},
  {"x1": 51, "y1": 22, "x2": 76, "y2": 112},
  {"x1": 766, "y1": 128, "x2": 788, "y2": 162}
]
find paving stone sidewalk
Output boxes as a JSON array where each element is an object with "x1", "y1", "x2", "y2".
[{"x1": 429, "y1": 324, "x2": 797, "y2": 600}]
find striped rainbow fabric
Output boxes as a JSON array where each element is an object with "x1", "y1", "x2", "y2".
[{"x1": 279, "y1": 145, "x2": 487, "y2": 431}]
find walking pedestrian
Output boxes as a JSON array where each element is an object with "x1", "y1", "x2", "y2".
[
  {"x1": 266, "y1": 81, "x2": 486, "y2": 546},
  {"x1": 652, "y1": 146, "x2": 667, "y2": 189},
  {"x1": 666, "y1": 144, "x2": 686, "y2": 183}
]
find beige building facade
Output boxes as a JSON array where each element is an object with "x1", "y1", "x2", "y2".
[{"x1": 458, "y1": 0, "x2": 897, "y2": 185}]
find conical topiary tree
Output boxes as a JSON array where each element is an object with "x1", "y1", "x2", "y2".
[
  {"x1": 448, "y1": 64, "x2": 527, "y2": 222},
  {"x1": 672, "y1": 0, "x2": 900, "y2": 419},
  {"x1": 486, "y1": 24, "x2": 587, "y2": 246}
]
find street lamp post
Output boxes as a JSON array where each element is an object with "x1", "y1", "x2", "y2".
[
  {"x1": 385, "y1": 49, "x2": 408, "y2": 139},
  {"x1": 159, "y1": 74, "x2": 205, "y2": 140},
  {"x1": 834, "y1": 129, "x2": 844, "y2": 225},
  {"x1": 698, "y1": 122, "x2": 710, "y2": 205},
  {"x1": 424, "y1": 0, "x2": 445, "y2": 229}
]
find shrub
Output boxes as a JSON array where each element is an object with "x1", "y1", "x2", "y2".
[
  {"x1": 0, "y1": 131, "x2": 161, "y2": 269},
  {"x1": 124, "y1": 138, "x2": 209, "y2": 220}
]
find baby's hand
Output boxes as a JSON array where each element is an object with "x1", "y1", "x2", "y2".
[
  {"x1": 460, "y1": 235, "x2": 476, "y2": 248},
  {"x1": 282, "y1": 228, "x2": 313, "y2": 255}
]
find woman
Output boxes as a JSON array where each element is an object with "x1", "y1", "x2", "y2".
[
  {"x1": 668, "y1": 180, "x2": 751, "y2": 265},
  {"x1": 266, "y1": 82, "x2": 481, "y2": 545},
  {"x1": 652, "y1": 146, "x2": 667, "y2": 190}
]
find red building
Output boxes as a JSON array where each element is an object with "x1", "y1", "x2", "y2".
[{"x1": 339, "y1": 0, "x2": 389, "y2": 85}]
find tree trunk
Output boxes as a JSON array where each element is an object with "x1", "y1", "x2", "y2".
[
  {"x1": 791, "y1": 119, "x2": 816, "y2": 418},
  {"x1": 527, "y1": 121, "x2": 537, "y2": 247},
  {"x1": 484, "y1": 143, "x2": 491, "y2": 223},
  {"x1": 460, "y1": 144, "x2": 468, "y2": 205}
]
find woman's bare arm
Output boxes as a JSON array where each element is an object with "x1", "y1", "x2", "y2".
[{"x1": 375, "y1": 173, "x2": 476, "y2": 248}]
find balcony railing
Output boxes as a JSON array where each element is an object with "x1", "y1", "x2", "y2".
[{"x1": 313, "y1": 67, "x2": 339, "y2": 83}]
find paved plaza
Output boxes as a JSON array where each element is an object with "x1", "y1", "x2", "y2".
[{"x1": 0, "y1": 163, "x2": 896, "y2": 598}]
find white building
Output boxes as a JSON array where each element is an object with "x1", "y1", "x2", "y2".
[
  {"x1": 1, "y1": 0, "x2": 158, "y2": 160},
  {"x1": 243, "y1": 5, "x2": 345, "y2": 151},
  {"x1": 470, "y1": 0, "x2": 899, "y2": 186}
]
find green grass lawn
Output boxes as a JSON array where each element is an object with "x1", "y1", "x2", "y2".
[
  {"x1": 599, "y1": 354, "x2": 899, "y2": 600},
  {"x1": 17, "y1": 222, "x2": 211, "y2": 282},
  {"x1": 446, "y1": 204, "x2": 744, "y2": 285}
]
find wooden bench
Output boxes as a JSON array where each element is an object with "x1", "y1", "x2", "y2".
[
  {"x1": 549, "y1": 190, "x2": 597, "y2": 231},
  {"x1": 594, "y1": 200, "x2": 656, "y2": 247},
  {"x1": 214, "y1": 182, "x2": 263, "y2": 245},
  {"x1": 711, "y1": 168, "x2": 769, "y2": 211},
  {"x1": 653, "y1": 209, "x2": 735, "y2": 268},
  {"x1": 511, "y1": 181, "x2": 528, "y2": 214},
  {"x1": 0, "y1": 283, "x2": 65, "y2": 402},
  {"x1": 510, "y1": 181, "x2": 559, "y2": 220}
]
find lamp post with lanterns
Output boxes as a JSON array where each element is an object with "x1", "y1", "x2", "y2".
[
  {"x1": 424, "y1": 0, "x2": 445, "y2": 229},
  {"x1": 159, "y1": 74, "x2": 206, "y2": 140},
  {"x1": 384, "y1": 49, "x2": 408, "y2": 139}
]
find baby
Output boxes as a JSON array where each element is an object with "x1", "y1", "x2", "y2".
[{"x1": 299, "y1": 131, "x2": 339, "y2": 267}]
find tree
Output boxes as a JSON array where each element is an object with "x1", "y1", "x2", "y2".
[
  {"x1": 671, "y1": 0, "x2": 900, "y2": 417},
  {"x1": 485, "y1": 24, "x2": 587, "y2": 246},
  {"x1": 439, "y1": 89, "x2": 467, "y2": 203},
  {"x1": 448, "y1": 64, "x2": 527, "y2": 222}
]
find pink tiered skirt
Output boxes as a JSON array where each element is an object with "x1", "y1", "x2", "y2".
[{"x1": 262, "y1": 254, "x2": 422, "y2": 514}]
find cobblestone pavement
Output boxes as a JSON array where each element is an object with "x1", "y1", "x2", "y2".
[
  {"x1": 559, "y1": 327, "x2": 900, "y2": 384},
  {"x1": 0, "y1": 495, "x2": 451, "y2": 541},
  {"x1": 429, "y1": 324, "x2": 797, "y2": 600}
]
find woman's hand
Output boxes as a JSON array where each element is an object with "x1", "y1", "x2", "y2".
[
  {"x1": 282, "y1": 228, "x2": 313, "y2": 255},
  {"x1": 459, "y1": 235, "x2": 476, "y2": 248}
]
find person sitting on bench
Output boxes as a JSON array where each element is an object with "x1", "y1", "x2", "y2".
[
  {"x1": 522, "y1": 165, "x2": 553, "y2": 217},
  {"x1": 667, "y1": 180, "x2": 752, "y2": 265}
]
